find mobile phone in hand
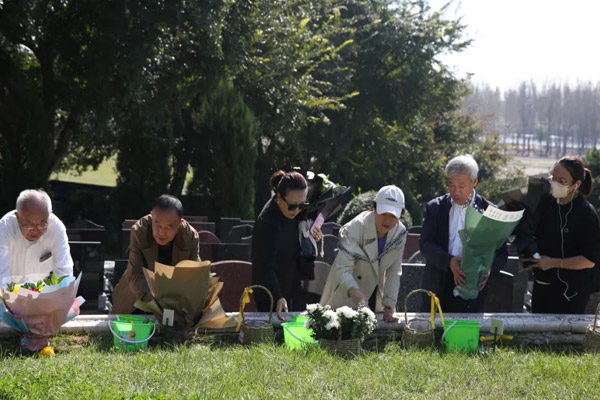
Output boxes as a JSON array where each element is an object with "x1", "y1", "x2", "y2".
[{"x1": 312, "y1": 213, "x2": 324, "y2": 234}]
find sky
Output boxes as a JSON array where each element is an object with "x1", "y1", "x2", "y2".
[{"x1": 429, "y1": 0, "x2": 600, "y2": 90}]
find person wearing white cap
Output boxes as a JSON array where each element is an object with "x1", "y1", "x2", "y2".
[
  {"x1": 419, "y1": 155, "x2": 508, "y2": 312},
  {"x1": 320, "y1": 185, "x2": 407, "y2": 322}
]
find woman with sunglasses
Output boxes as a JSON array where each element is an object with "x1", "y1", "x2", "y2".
[
  {"x1": 518, "y1": 156, "x2": 600, "y2": 313},
  {"x1": 251, "y1": 170, "x2": 322, "y2": 320}
]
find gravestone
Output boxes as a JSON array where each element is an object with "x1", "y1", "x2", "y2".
[
  {"x1": 183, "y1": 215, "x2": 209, "y2": 222},
  {"x1": 210, "y1": 260, "x2": 254, "y2": 312},
  {"x1": 217, "y1": 217, "x2": 241, "y2": 240},
  {"x1": 189, "y1": 222, "x2": 216, "y2": 234},
  {"x1": 321, "y1": 222, "x2": 341, "y2": 236},
  {"x1": 210, "y1": 243, "x2": 251, "y2": 262},
  {"x1": 68, "y1": 219, "x2": 104, "y2": 229},
  {"x1": 224, "y1": 225, "x2": 254, "y2": 244},
  {"x1": 397, "y1": 263, "x2": 425, "y2": 312},
  {"x1": 198, "y1": 230, "x2": 221, "y2": 261},
  {"x1": 67, "y1": 228, "x2": 107, "y2": 247},
  {"x1": 69, "y1": 241, "x2": 104, "y2": 312},
  {"x1": 122, "y1": 219, "x2": 137, "y2": 229},
  {"x1": 304, "y1": 261, "x2": 331, "y2": 304},
  {"x1": 479, "y1": 256, "x2": 528, "y2": 313},
  {"x1": 402, "y1": 233, "x2": 420, "y2": 262}
]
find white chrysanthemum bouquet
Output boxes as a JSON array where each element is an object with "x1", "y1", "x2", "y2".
[{"x1": 304, "y1": 303, "x2": 377, "y2": 341}]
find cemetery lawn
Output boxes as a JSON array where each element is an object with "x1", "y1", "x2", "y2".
[
  {"x1": 0, "y1": 335, "x2": 599, "y2": 399},
  {"x1": 51, "y1": 157, "x2": 118, "y2": 187}
]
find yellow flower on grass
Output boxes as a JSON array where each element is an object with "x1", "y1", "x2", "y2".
[{"x1": 38, "y1": 346, "x2": 55, "y2": 357}]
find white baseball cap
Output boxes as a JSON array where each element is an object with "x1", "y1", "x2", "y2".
[{"x1": 375, "y1": 185, "x2": 405, "y2": 218}]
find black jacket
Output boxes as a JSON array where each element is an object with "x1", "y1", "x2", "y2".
[
  {"x1": 251, "y1": 197, "x2": 314, "y2": 311},
  {"x1": 515, "y1": 194, "x2": 600, "y2": 312},
  {"x1": 419, "y1": 193, "x2": 508, "y2": 310}
]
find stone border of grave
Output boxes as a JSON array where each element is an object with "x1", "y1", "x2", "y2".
[{"x1": 0, "y1": 312, "x2": 595, "y2": 345}]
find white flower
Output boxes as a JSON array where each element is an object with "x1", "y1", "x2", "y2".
[
  {"x1": 336, "y1": 306, "x2": 358, "y2": 319},
  {"x1": 305, "y1": 303, "x2": 321, "y2": 313},
  {"x1": 359, "y1": 306, "x2": 376, "y2": 322},
  {"x1": 325, "y1": 319, "x2": 341, "y2": 330},
  {"x1": 323, "y1": 310, "x2": 340, "y2": 330},
  {"x1": 304, "y1": 320, "x2": 311, "y2": 329}
]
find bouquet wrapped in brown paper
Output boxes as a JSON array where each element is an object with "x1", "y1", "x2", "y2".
[
  {"x1": 134, "y1": 260, "x2": 235, "y2": 331},
  {"x1": 1, "y1": 274, "x2": 84, "y2": 351}
]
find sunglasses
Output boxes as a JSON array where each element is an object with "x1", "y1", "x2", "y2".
[{"x1": 281, "y1": 196, "x2": 309, "y2": 211}]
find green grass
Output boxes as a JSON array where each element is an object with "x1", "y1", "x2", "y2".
[
  {"x1": 51, "y1": 158, "x2": 118, "y2": 187},
  {"x1": 50, "y1": 157, "x2": 194, "y2": 191},
  {"x1": 0, "y1": 335, "x2": 599, "y2": 399}
]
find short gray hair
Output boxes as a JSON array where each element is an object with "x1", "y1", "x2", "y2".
[
  {"x1": 445, "y1": 155, "x2": 479, "y2": 180},
  {"x1": 16, "y1": 189, "x2": 52, "y2": 213}
]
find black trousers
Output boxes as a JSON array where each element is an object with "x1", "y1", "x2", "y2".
[
  {"x1": 531, "y1": 271, "x2": 590, "y2": 314},
  {"x1": 253, "y1": 278, "x2": 305, "y2": 313}
]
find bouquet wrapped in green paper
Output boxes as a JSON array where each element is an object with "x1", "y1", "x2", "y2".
[{"x1": 454, "y1": 205, "x2": 524, "y2": 300}]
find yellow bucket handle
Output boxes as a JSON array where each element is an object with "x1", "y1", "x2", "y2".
[{"x1": 404, "y1": 289, "x2": 445, "y2": 329}]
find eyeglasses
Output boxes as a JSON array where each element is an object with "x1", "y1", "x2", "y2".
[
  {"x1": 281, "y1": 197, "x2": 309, "y2": 211},
  {"x1": 19, "y1": 222, "x2": 48, "y2": 232}
]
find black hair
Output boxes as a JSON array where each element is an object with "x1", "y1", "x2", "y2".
[
  {"x1": 153, "y1": 194, "x2": 183, "y2": 217},
  {"x1": 558, "y1": 156, "x2": 593, "y2": 197},
  {"x1": 270, "y1": 170, "x2": 307, "y2": 197}
]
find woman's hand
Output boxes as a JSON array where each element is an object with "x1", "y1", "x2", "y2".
[
  {"x1": 312, "y1": 227, "x2": 323, "y2": 242},
  {"x1": 532, "y1": 256, "x2": 558, "y2": 271},
  {"x1": 383, "y1": 306, "x2": 398, "y2": 322},
  {"x1": 276, "y1": 297, "x2": 289, "y2": 321},
  {"x1": 522, "y1": 256, "x2": 557, "y2": 271},
  {"x1": 348, "y1": 287, "x2": 367, "y2": 306}
]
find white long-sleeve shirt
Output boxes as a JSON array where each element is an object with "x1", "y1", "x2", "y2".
[
  {"x1": 448, "y1": 190, "x2": 476, "y2": 257},
  {"x1": 0, "y1": 210, "x2": 73, "y2": 285}
]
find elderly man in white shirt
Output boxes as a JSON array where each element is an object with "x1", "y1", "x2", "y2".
[
  {"x1": 0, "y1": 189, "x2": 73, "y2": 286},
  {"x1": 419, "y1": 155, "x2": 508, "y2": 312}
]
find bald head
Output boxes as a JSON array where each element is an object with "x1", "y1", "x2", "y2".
[{"x1": 15, "y1": 190, "x2": 52, "y2": 242}]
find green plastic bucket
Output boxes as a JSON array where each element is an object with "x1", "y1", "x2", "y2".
[
  {"x1": 282, "y1": 321, "x2": 317, "y2": 350},
  {"x1": 442, "y1": 319, "x2": 480, "y2": 353},
  {"x1": 109, "y1": 315, "x2": 156, "y2": 351},
  {"x1": 292, "y1": 315, "x2": 308, "y2": 323},
  {"x1": 116, "y1": 314, "x2": 154, "y2": 324}
]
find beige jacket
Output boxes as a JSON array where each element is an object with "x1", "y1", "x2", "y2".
[
  {"x1": 112, "y1": 215, "x2": 200, "y2": 314},
  {"x1": 320, "y1": 211, "x2": 406, "y2": 311}
]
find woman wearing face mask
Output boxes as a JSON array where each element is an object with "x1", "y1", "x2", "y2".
[
  {"x1": 519, "y1": 156, "x2": 600, "y2": 313},
  {"x1": 251, "y1": 170, "x2": 322, "y2": 320},
  {"x1": 320, "y1": 185, "x2": 407, "y2": 322}
]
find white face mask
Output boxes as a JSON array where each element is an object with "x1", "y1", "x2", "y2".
[{"x1": 550, "y1": 181, "x2": 572, "y2": 199}]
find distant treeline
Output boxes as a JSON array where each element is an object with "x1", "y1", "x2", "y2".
[{"x1": 464, "y1": 81, "x2": 600, "y2": 157}]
